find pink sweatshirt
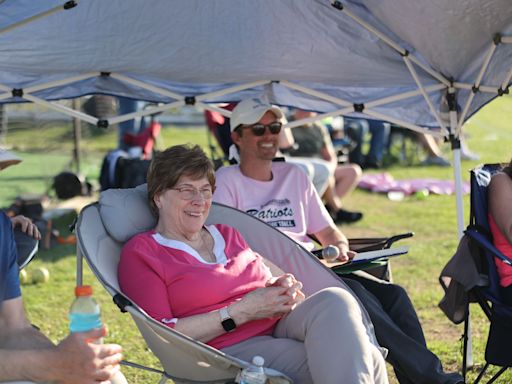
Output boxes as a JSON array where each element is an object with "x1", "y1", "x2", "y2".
[{"x1": 118, "y1": 224, "x2": 279, "y2": 349}]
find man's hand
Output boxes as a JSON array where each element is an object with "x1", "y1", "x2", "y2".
[
  {"x1": 11, "y1": 215, "x2": 41, "y2": 240},
  {"x1": 49, "y1": 327, "x2": 123, "y2": 384},
  {"x1": 335, "y1": 241, "x2": 356, "y2": 264}
]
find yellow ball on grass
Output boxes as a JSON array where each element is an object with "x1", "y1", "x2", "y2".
[
  {"x1": 32, "y1": 267, "x2": 50, "y2": 284},
  {"x1": 19, "y1": 269, "x2": 30, "y2": 285}
]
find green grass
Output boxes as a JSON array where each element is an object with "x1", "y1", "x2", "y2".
[{"x1": 2, "y1": 96, "x2": 512, "y2": 383}]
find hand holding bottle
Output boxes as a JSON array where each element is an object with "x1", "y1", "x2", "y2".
[{"x1": 68, "y1": 285, "x2": 127, "y2": 384}]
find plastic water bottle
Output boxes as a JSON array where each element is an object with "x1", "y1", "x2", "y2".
[
  {"x1": 69, "y1": 285, "x2": 127, "y2": 384},
  {"x1": 239, "y1": 356, "x2": 267, "y2": 384},
  {"x1": 69, "y1": 285, "x2": 102, "y2": 335}
]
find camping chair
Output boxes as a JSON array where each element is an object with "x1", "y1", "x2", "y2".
[
  {"x1": 75, "y1": 184, "x2": 382, "y2": 383},
  {"x1": 334, "y1": 232, "x2": 413, "y2": 281},
  {"x1": 15, "y1": 227, "x2": 38, "y2": 270},
  {"x1": 460, "y1": 163, "x2": 512, "y2": 383}
]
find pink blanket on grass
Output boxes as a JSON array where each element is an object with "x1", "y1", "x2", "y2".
[{"x1": 358, "y1": 173, "x2": 470, "y2": 195}]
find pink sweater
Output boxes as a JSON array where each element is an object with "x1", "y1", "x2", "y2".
[{"x1": 118, "y1": 224, "x2": 279, "y2": 349}]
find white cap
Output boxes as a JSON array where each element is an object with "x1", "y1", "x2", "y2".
[
  {"x1": 0, "y1": 149, "x2": 22, "y2": 170},
  {"x1": 230, "y1": 98, "x2": 284, "y2": 132},
  {"x1": 252, "y1": 355, "x2": 265, "y2": 367}
]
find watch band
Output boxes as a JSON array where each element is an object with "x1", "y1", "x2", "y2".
[{"x1": 219, "y1": 306, "x2": 236, "y2": 332}]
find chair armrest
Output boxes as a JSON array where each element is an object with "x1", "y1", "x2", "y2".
[
  {"x1": 383, "y1": 232, "x2": 414, "y2": 249},
  {"x1": 466, "y1": 229, "x2": 512, "y2": 266}
]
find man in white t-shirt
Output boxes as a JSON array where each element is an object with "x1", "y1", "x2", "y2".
[{"x1": 213, "y1": 98, "x2": 463, "y2": 384}]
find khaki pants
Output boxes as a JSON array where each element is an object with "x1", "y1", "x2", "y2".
[{"x1": 223, "y1": 287, "x2": 388, "y2": 384}]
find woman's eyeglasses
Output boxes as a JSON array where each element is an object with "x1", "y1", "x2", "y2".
[
  {"x1": 171, "y1": 186, "x2": 213, "y2": 200},
  {"x1": 242, "y1": 122, "x2": 282, "y2": 136}
]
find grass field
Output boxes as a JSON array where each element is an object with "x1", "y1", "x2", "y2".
[{"x1": 1, "y1": 96, "x2": 511, "y2": 383}]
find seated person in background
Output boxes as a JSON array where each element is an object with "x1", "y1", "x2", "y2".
[
  {"x1": 279, "y1": 120, "x2": 332, "y2": 197},
  {"x1": 213, "y1": 98, "x2": 464, "y2": 384},
  {"x1": 0, "y1": 149, "x2": 123, "y2": 384},
  {"x1": 418, "y1": 133, "x2": 451, "y2": 167},
  {"x1": 488, "y1": 157, "x2": 512, "y2": 304},
  {"x1": 118, "y1": 144, "x2": 388, "y2": 384},
  {"x1": 205, "y1": 104, "x2": 332, "y2": 195},
  {"x1": 286, "y1": 109, "x2": 363, "y2": 224},
  {"x1": 344, "y1": 118, "x2": 390, "y2": 169}
]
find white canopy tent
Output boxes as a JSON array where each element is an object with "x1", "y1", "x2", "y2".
[{"x1": 1, "y1": 0, "x2": 511, "y2": 232}]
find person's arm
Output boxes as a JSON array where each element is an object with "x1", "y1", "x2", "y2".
[
  {"x1": 176, "y1": 282, "x2": 302, "y2": 342},
  {"x1": 278, "y1": 126, "x2": 296, "y2": 150},
  {"x1": 10, "y1": 215, "x2": 41, "y2": 240},
  {"x1": 318, "y1": 123, "x2": 338, "y2": 167},
  {"x1": 489, "y1": 173, "x2": 512, "y2": 244},
  {"x1": 0, "y1": 297, "x2": 122, "y2": 383},
  {"x1": 314, "y1": 225, "x2": 355, "y2": 263}
]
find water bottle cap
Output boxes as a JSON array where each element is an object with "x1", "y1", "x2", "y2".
[
  {"x1": 75, "y1": 285, "x2": 93, "y2": 296},
  {"x1": 252, "y1": 356, "x2": 264, "y2": 367}
]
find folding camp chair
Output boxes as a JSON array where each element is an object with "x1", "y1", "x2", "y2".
[
  {"x1": 15, "y1": 227, "x2": 38, "y2": 270},
  {"x1": 75, "y1": 185, "x2": 382, "y2": 383},
  {"x1": 461, "y1": 163, "x2": 512, "y2": 383}
]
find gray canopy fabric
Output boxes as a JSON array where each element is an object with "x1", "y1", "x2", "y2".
[{"x1": 0, "y1": 0, "x2": 511, "y2": 137}]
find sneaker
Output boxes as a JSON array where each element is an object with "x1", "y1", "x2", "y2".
[
  {"x1": 333, "y1": 208, "x2": 363, "y2": 224},
  {"x1": 421, "y1": 155, "x2": 451, "y2": 167},
  {"x1": 362, "y1": 159, "x2": 381, "y2": 169},
  {"x1": 460, "y1": 150, "x2": 480, "y2": 161}
]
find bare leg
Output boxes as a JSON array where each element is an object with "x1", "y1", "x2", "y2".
[{"x1": 334, "y1": 163, "x2": 362, "y2": 199}]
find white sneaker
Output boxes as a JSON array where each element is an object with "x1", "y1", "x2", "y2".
[
  {"x1": 460, "y1": 151, "x2": 480, "y2": 161},
  {"x1": 421, "y1": 155, "x2": 451, "y2": 167}
]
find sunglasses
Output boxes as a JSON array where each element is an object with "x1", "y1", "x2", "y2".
[{"x1": 242, "y1": 122, "x2": 282, "y2": 136}]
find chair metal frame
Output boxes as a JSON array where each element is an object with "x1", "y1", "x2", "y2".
[
  {"x1": 461, "y1": 163, "x2": 512, "y2": 383},
  {"x1": 15, "y1": 227, "x2": 38, "y2": 270}
]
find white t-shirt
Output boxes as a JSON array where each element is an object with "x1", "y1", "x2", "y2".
[{"x1": 213, "y1": 162, "x2": 334, "y2": 251}]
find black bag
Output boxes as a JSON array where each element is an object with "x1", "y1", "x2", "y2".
[{"x1": 115, "y1": 158, "x2": 151, "y2": 189}]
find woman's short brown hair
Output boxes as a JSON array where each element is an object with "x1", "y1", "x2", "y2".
[{"x1": 147, "y1": 144, "x2": 215, "y2": 214}]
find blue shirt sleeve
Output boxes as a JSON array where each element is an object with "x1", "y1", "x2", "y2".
[{"x1": 0, "y1": 211, "x2": 21, "y2": 302}]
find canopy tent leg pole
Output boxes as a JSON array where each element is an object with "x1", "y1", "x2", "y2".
[
  {"x1": 72, "y1": 98, "x2": 82, "y2": 174},
  {"x1": 448, "y1": 85, "x2": 474, "y2": 368},
  {"x1": 451, "y1": 137, "x2": 474, "y2": 368}
]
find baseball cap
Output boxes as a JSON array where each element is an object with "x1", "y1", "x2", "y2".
[
  {"x1": 0, "y1": 149, "x2": 22, "y2": 170},
  {"x1": 230, "y1": 98, "x2": 284, "y2": 132}
]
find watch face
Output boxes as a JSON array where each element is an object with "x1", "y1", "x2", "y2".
[{"x1": 222, "y1": 318, "x2": 236, "y2": 332}]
